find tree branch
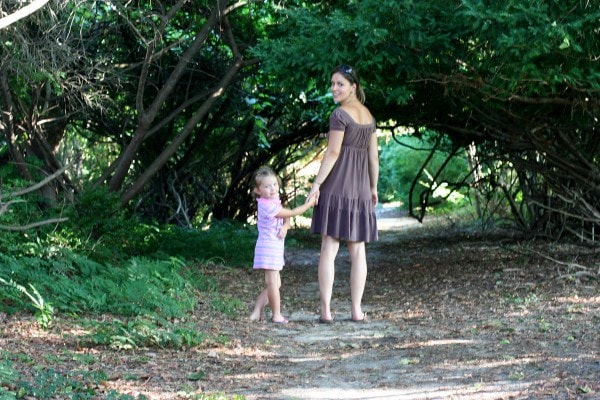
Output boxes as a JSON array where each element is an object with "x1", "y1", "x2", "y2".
[
  {"x1": 0, "y1": 0, "x2": 50, "y2": 30},
  {"x1": 0, "y1": 218, "x2": 68, "y2": 232}
]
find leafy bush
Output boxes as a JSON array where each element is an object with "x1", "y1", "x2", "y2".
[
  {"x1": 0, "y1": 355, "x2": 146, "y2": 399},
  {"x1": 0, "y1": 277, "x2": 54, "y2": 327},
  {"x1": 84, "y1": 317, "x2": 209, "y2": 350},
  {"x1": 0, "y1": 253, "x2": 208, "y2": 318},
  {"x1": 0, "y1": 189, "x2": 253, "y2": 353},
  {"x1": 55, "y1": 187, "x2": 147, "y2": 261},
  {"x1": 379, "y1": 132, "x2": 471, "y2": 212},
  {"x1": 147, "y1": 220, "x2": 257, "y2": 267}
]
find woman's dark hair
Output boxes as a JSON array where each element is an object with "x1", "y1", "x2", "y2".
[{"x1": 332, "y1": 64, "x2": 366, "y2": 103}]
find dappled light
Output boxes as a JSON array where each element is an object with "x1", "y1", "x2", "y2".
[
  {"x1": 1, "y1": 1, "x2": 598, "y2": 398},
  {"x1": 1, "y1": 213, "x2": 598, "y2": 398}
]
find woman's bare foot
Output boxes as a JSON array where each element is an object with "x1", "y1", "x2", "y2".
[
  {"x1": 271, "y1": 313, "x2": 288, "y2": 324},
  {"x1": 351, "y1": 312, "x2": 366, "y2": 322}
]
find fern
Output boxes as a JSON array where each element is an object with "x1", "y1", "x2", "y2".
[{"x1": 0, "y1": 276, "x2": 54, "y2": 328}]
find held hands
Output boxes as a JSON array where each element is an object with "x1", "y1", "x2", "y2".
[
  {"x1": 305, "y1": 193, "x2": 317, "y2": 207},
  {"x1": 306, "y1": 183, "x2": 320, "y2": 206}
]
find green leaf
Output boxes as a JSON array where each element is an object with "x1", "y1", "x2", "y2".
[
  {"x1": 188, "y1": 371, "x2": 206, "y2": 381},
  {"x1": 558, "y1": 37, "x2": 570, "y2": 49}
]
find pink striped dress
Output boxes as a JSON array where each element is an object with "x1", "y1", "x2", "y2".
[{"x1": 253, "y1": 197, "x2": 284, "y2": 270}]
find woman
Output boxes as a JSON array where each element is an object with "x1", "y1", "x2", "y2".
[{"x1": 307, "y1": 64, "x2": 379, "y2": 323}]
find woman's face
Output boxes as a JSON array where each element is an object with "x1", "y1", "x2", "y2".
[{"x1": 330, "y1": 72, "x2": 356, "y2": 104}]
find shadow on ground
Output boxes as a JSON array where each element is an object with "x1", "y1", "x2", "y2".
[
  {"x1": 1, "y1": 206, "x2": 598, "y2": 399},
  {"x1": 200, "y1": 208, "x2": 599, "y2": 400}
]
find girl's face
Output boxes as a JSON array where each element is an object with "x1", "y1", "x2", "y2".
[
  {"x1": 254, "y1": 175, "x2": 280, "y2": 199},
  {"x1": 330, "y1": 72, "x2": 356, "y2": 104}
]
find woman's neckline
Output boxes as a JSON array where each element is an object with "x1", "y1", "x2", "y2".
[{"x1": 337, "y1": 107, "x2": 374, "y2": 126}]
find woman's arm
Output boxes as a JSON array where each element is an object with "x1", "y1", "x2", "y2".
[
  {"x1": 368, "y1": 131, "x2": 379, "y2": 206},
  {"x1": 307, "y1": 129, "x2": 345, "y2": 205}
]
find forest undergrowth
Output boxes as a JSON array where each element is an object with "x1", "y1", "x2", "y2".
[{"x1": 1, "y1": 213, "x2": 599, "y2": 399}]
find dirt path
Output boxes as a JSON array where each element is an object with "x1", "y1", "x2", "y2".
[
  {"x1": 1, "y1": 210, "x2": 599, "y2": 399},
  {"x1": 193, "y1": 211, "x2": 599, "y2": 400}
]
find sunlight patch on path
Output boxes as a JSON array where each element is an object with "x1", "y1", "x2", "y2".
[
  {"x1": 375, "y1": 202, "x2": 444, "y2": 232},
  {"x1": 281, "y1": 381, "x2": 533, "y2": 400}
]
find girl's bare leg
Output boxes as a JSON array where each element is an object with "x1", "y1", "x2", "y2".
[
  {"x1": 265, "y1": 270, "x2": 286, "y2": 323},
  {"x1": 249, "y1": 288, "x2": 268, "y2": 321},
  {"x1": 318, "y1": 235, "x2": 340, "y2": 321},
  {"x1": 348, "y1": 241, "x2": 367, "y2": 321}
]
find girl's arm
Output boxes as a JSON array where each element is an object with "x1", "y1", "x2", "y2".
[
  {"x1": 275, "y1": 196, "x2": 316, "y2": 218},
  {"x1": 278, "y1": 217, "x2": 291, "y2": 239}
]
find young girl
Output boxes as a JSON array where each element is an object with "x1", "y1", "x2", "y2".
[{"x1": 249, "y1": 166, "x2": 315, "y2": 324}]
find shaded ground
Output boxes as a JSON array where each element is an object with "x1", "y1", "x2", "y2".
[{"x1": 2, "y1": 208, "x2": 599, "y2": 399}]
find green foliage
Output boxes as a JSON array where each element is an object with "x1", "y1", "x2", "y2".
[
  {"x1": 0, "y1": 253, "x2": 206, "y2": 318},
  {"x1": 2, "y1": 188, "x2": 254, "y2": 267},
  {"x1": 379, "y1": 133, "x2": 470, "y2": 211},
  {"x1": 0, "y1": 199, "x2": 255, "y2": 326},
  {"x1": 0, "y1": 359, "x2": 18, "y2": 399},
  {"x1": 0, "y1": 277, "x2": 54, "y2": 328},
  {"x1": 84, "y1": 317, "x2": 208, "y2": 350},
  {"x1": 0, "y1": 350, "x2": 145, "y2": 399},
  {"x1": 148, "y1": 221, "x2": 257, "y2": 267},
  {"x1": 57, "y1": 187, "x2": 143, "y2": 261},
  {"x1": 15, "y1": 187, "x2": 258, "y2": 266},
  {"x1": 0, "y1": 215, "x2": 253, "y2": 356},
  {"x1": 253, "y1": 0, "x2": 599, "y2": 237}
]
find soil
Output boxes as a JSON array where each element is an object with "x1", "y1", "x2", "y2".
[{"x1": 1, "y1": 207, "x2": 599, "y2": 399}]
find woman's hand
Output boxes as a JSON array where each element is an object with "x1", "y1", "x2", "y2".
[{"x1": 307, "y1": 183, "x2": 321, "y2": 206}]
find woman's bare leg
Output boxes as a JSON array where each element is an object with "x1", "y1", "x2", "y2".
[
  {"x1": 347, "y1": 241, "x2": 367, "y2": 321},
  {"x1": 318, "y1": 235, "x2": 340, "y2": 321}
]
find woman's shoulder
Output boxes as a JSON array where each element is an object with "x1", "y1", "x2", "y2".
[{"x1": 335, "y1": 105, "x2": 374, "y2": 126}]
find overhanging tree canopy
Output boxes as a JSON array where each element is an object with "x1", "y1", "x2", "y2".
[
  {"x1": 1, "y1": 0, "x2": 598, "y2": 241},
  {"x1": 253, "y1": 0, "x2": 600, "y2": 241}
]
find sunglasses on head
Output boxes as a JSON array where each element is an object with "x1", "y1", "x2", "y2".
[{"x1": 338, "y1": 64, "x2": 353, "y2": 75}]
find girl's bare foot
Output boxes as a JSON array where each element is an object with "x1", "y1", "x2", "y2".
[{"x1": 249, "y1": 310, "x2": 263, "y2": 322}]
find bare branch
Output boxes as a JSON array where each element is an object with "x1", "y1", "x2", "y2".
[
  {"x1": 0, "y1": 218, "x2": 68, "y2": 232},
  {"x1": 5, "y1": 162, "x2": 72, "y2": 198},
  {"x1": 0, "y1": 0, "x2": 50, "y2": 30}
]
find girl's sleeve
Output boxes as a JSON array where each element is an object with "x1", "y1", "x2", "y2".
[
  {"x1": 258, "y1": 200, "x2": 282, "y2": 219},
  {"x1": 267, "y1": 203, "x2": 283, "y2": 219}
]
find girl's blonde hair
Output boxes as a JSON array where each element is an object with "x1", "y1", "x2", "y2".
[{"x1": 251, "y1": 166, "x2": 281, "y2": 198}]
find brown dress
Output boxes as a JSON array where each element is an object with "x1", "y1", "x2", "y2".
[{"x1": 311, "y1": 107, "x2": 378, "y2": 242}]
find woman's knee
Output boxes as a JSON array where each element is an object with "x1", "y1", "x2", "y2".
[
  {"x1": 321, "y1": 235, "x2": 340, "y2": 254},
  {"x1": 347, "y1": 241, "x2": 366, "y2": 258}
]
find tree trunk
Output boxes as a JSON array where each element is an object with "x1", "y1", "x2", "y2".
[{"x1": 108, "y1": 0, "x2": 229, "y2": 193}]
